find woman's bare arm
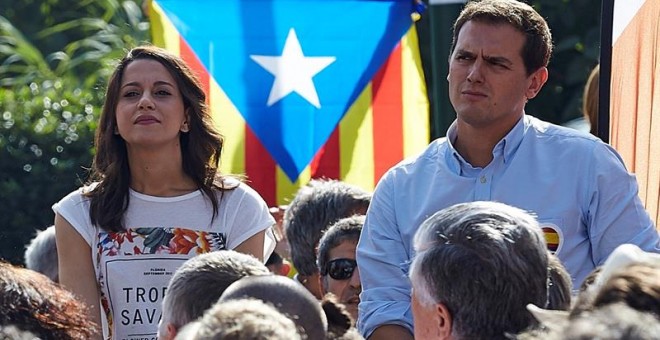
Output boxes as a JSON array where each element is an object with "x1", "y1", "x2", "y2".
[{"x1": 55, "y1": 213, "x2": 103, "y2": 339}]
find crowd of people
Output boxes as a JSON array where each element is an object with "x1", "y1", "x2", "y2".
[{"x1": 2, "y1": 0, "x2": 660, "y2": 339}]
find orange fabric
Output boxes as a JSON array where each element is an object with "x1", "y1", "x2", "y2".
[{"x1": 610, "y1": 0, "x2": 660, "y2": 227}]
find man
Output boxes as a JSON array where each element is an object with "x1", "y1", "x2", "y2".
[
  {"x1": 317, "y1": 215, "x2": 364, "y2": 321},
  {"x1": 176, "y1": 299, "x2": 301, "y2": 340},
  {"x1": 357, "y1": 0, "x2": 660, "y2": 338},
  {"x1": 157, "y1": 250, "x2": 270, "y2": 340},
  {"x1": 219, "y1": 275, "x2": 329, "y2": 340},
  {"x1": 409, "y1": 201, "x2": 548, "y2": 339},
  {"x1": 285, "y1": 179, "x2": 370, "y2": 298}
]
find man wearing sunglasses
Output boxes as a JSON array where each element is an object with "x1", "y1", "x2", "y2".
[{"x1": 317, "y1": 215, "x2": 364, "y2": 321}]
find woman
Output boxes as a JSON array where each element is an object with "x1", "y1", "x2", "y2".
[{"x1": 53, "y1": 46, "x2": 275, "y2": 339}]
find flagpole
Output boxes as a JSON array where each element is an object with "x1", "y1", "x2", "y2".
[
  {"x1": 428, "y1": 0, "x2": 466, "y2": 138},
  {"x1": 598, "y1": 0, "x2": 614, "y2": 144}
]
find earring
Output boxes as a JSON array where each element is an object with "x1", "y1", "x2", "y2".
[
  {"x1": 113, "y1": 126, "x2": 119, "y2": 135},
  {"x1": 181, "y1": 121, "x2": 189, "y2": 132}
]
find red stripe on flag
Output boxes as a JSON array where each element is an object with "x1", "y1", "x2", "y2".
[
  {"x1": 245, "y1": 127, "x2": 277, "y2": 206},
  {"x1": 179, "y1": 36, "x2": 210, "y2": 104},
  {"x1": 372, "y1": 43, "x2": 403, "y2": 184},
  {"x1": 311, "y1": 128, "x2": 340, "y2": 179}
]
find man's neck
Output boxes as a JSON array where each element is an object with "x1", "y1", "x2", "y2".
[{"x1": 453, "y1": 116, "x2": 521, "y2": 168}]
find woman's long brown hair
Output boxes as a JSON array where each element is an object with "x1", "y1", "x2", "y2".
[{"x1": 85, "y1": 46, "x2": 228, "y2": 232}]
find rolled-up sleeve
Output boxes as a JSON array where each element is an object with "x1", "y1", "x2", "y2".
[
  {"x1": 357, "y1": 171, "x2": 413, "y2": 337},
  {"x1": 587, "y1": 142, "x2": 660, "y2": 265}
]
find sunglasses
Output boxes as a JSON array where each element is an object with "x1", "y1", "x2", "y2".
[{"x1": 322, "y1": 258, "x2": 357, "y2": 280}]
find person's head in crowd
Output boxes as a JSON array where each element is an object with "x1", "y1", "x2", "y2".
[
  {"x1": 322, "y1": 294, "x2": 364, "y2": 340},
  {"x1": 23, "y1": 225, "x2": 58, "y2": 282},
  {"x1": 0, "y1": 325, "x2": 38, "y2": 340},
  {"x1": 317, "y1": 215, "x2": 364, "y2": 321},
  {"x1": 547, "y1": 253, "x2": 572, "y2": 310},
  {"x1": 571, "y1": 243, "x2": 660, "y2": 317},
  {"x1": 284, "y1": 179, "x2": 371, "y2": 298},
  {"x1": 158, "y1": 250, "x2": 271, "y2": 340},
  {"x1": 219, "y1": 275, "x2": 328, "y2": 340},
  {"x1": 0, "y1": 261, "x2": 96, "y2": 338},
  {"x1": 409, "y1": 201, "x2": 549, "y2": 340},
  {"x1": 266, "y1": 251, "x2": 291, "y2": 276},
  {"x1": 175, "y1": 299, "x2": 302, "y2": 340},
  {"x1": 588, "y1": 263, "x2": 660, "y2": 316},
  {"x1": 563, "y1": 303, "x2": 660, "y2": 340},
  {"x1": 583, "y1": 64, "x2": 600, "y2": 136}
]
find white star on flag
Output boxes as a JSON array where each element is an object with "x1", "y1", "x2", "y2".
[{"x1": 250, "y1": 28, "x2": 336, "y2": 109}]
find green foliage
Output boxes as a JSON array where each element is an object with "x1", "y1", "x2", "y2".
[
  {"x1": 0, "y1": 0, "x2": 149, "y2": 265},
  {"x1": 526, "y1": 0, "x2": 601, "y2": 124},
  {"x1": 0, "y1": 80, "x2": 101, "y2": 264}
]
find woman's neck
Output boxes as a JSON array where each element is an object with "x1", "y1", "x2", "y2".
[{"x1": 126, "y1": 144, "x2": 197, "y2": 197}]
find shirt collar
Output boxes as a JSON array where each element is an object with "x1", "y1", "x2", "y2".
[{"x1": 445, "y1": 115, "x2": 527, "y2": 173}]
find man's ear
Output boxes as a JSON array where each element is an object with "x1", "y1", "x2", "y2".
[
  {"x1": 437, "y1": 303, "x2": 453, "y2": 339},
  {"x1": 525, "y1": 67, "x2": 549, "y2": 100},
  {"x1": 318, "y1": 275, "x2": 328, "y2": 296},
  {"x1": 163, "y1": 323, "x2": 178, "y2": 340}
]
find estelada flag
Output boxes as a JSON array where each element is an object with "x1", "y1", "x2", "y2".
[
  {"x1": 148, "y1": 0, "x2": 429, "y2": 205},
  {"x1": 608, "y1": 0, "x2": 660, "y2": 227}
]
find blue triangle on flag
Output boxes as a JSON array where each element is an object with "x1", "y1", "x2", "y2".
[{"x1": 156, "y1": 0, "x2": 413, "y2": 181}]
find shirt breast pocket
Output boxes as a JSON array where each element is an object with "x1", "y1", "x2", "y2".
[{"x1": 538, "y1": 218, "x2": 564, "y2": 255}]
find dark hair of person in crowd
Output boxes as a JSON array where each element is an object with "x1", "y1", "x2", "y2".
[
  {"x1": 285, "y1": 179, "x2": 370, "y2": 277},
  {"x1": 219, "y1": 275, "x2": 328, "y2": 339},
  {"x1": 547, "y1": 253, "x2": 572, "y2": 310},
  {"x1": 177, "y1": 299, "x2": 301, "y2": 340},
  {"x1": 159, "y1": 250, "x2": 271, "y2": 339},
  {"x1": 24, "y1": 225, "x2": 58, "y2": 282},
  {"x1": 450, "y1": 0, "x2": 553, "y2": 75},
  {"x1": 0, "y1": 262, "x2": 97, "y2": 338},
  {"x1": 85, "y1": 45, "x2": 232, "y2": 232},
  {"x1": 590, "y1": 263, "x2": 660, "y2": 316}
]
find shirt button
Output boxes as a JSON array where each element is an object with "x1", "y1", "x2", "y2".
[{"x1": 480, "y1": 176, "x2": 487, "y2": 184}]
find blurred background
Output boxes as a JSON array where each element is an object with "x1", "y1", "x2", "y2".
[{"x1": 0, "y1": 0, "x2": 601, "y2": 265}]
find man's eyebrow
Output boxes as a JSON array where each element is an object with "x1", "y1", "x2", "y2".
[
  {"x1": 454, "y1": 49, "x2": 476, "y2": 57},
  {"x1": 483, "y1": 55, "x2": 513, "y2": 66}
]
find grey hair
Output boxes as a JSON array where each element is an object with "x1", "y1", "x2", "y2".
[
  {"x1": 409, "y1": 201, "x2": 548, "y2": 339},
  {"x1": 187, "y1": 299, "x2": 302, "y2": 340},
  {"x1": 161, "y1": 250, "x2": 270, "y2": 329},
  {"x1": 219, "y1": 275, "x2": 328, "y2": 340},
  {"x1": 317, "y1": 215, "x2": 364, "y2": 277},
  {"x1": 284, "y1": 179, "x2": 370, "y2": 276},
  {"x1": 24, "y1": 225, "x2": 58, "y2": 282}
]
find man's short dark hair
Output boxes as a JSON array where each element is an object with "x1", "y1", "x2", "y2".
[
  {"x1": 410, "y1": 201, "x2": 549, "y2": 339},
  {"x1": 284, "y1": 179, "x2": 370, "y2": 276},
  {"x1": 451, "y1": 0, "x2": 553, "y2": 75},
  {"x1": 317, "y1": 215, "x2": 364, "y2": 278}
]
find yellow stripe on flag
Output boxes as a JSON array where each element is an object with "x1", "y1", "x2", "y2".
[
  {"x1": 149, "y1": 1, "x2": 180, "y2": 51},
  {"x1": 276, "y1": 166, "x2": 312, "y2": 206},
  {"x1": 340, "y1": 84, "x2": 375, "y2": 192},
  {"x1": 401, "y1": 27, "x2": 430, "y2": 157},
  {"x1": 210, "y1": 79, "x2": 246, "y2": 176}
]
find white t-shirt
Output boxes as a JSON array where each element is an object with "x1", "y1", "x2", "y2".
[{"x1": 53, "y1": 178, "x2": 275, "y2": 340}]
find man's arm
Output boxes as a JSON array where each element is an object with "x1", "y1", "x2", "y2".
[
  {"x1": 357, "y1": 172, "x2": 415, "y2": 338},
  {"x1": 587, "y1": 142, "x2": 660, "y2": 264},
  {"x1": 368, "y1": 325, "x2": 414, "y2": 340}
]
